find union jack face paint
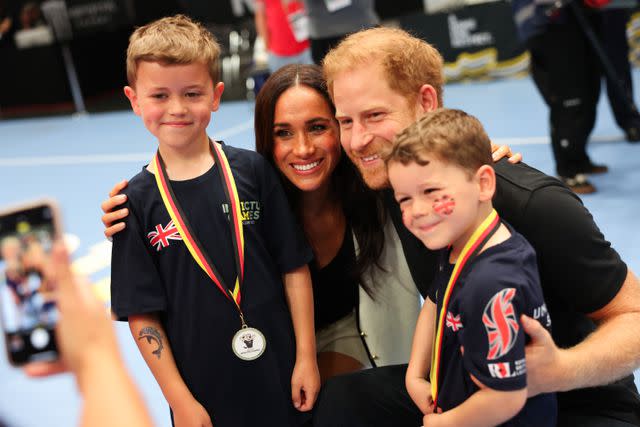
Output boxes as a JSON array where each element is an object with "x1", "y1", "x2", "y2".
[{"x1": 433, "y1": 195, "x2": 455, "y2": 216}]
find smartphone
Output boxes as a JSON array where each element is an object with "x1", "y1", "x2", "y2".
[{"x1": 0, "y1": 199, "x2": 61, "y2": 366}]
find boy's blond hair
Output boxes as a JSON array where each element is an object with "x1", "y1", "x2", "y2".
[
  {"x1": 385, "y1": 109, "x2": 493, "y2": 176},
  {"x1": 322, "y1": 27, "x2": 444, "y2": 107},
  {"x1": 126, "y1": 14, "x2": 221, "y2": 86}
]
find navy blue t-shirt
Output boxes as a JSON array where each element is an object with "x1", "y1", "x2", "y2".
[
  {"x1": 110, "y1": 143, "x2": 313, "y2": 427},
  {"x1": 429, "y1": 223, "x2": 556, "y2": 426}
]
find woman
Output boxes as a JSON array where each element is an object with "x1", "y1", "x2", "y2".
[{"x1": 253, "y1": 64, "x2": 421, "y2": 380}]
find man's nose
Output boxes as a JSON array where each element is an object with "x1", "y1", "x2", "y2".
[{"x1": 350, "y1": 121, "x2": 373, "y2": 152}]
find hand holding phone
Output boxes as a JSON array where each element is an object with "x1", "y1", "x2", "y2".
[{"x1": 0, "y1": 199, "x2": 61, "y2": 365}]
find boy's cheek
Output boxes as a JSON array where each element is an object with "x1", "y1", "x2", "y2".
[{"x1": 401, "y1": 209, "x2": 412, "y2": 229}]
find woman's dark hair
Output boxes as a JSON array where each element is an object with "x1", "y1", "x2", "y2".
[{"x1": 254, "y1": 63, "x2": 386, "y2": 296}]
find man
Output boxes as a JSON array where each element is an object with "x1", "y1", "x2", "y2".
[{"x1": 314, "y1": 26, "x2": 640, "y2": 426}]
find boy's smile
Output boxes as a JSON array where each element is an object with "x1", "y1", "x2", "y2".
[{"x1": 124, "y1": 61, "x2": 224, "y2": 153}]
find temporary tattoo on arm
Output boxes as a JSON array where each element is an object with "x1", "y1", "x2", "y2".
[
  {"x1": 138, "y1": 327, "x2": 164, "y2": 359},
  {"x1": 433, "y1": 195, "x2": 455, "y2": 216}
]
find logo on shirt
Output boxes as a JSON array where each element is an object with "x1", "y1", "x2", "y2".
[
  {"x1": 147, "y1": 220, "x2": 182, "y2": 251},
  {"x1": 446, "y1": 312, "x2": 463, "y2": 331},
  {"x1": 533, "y1": 303, "x2": 552, "y2": 328},
  {"x1": 488, "y1": 358, "x2": 526, "y2": 379},
  {"x1": 482, "y1": 288, "x2": 519, "y2": 360},
  {"x1": 221, "y1": 200, "x2": 261, "y2": 224}
]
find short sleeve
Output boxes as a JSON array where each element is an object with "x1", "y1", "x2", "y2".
[
  {"x1": 257, "y1": 159, "x2": 313, "y2": 273},
  {"x1": 110, "y1": 196, "x2": 167, "y2": 321},
  {"x1": 460, "y1": 274, "x2": 528, "y2": 391},
  {"x1": 522, "y1": 186, "x2": 627, "y2": 314}
]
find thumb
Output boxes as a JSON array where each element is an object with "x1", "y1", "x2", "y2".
[
  {"x1": 292, "y1": 383, "x2": 301, "y2": 409},
  {"x1": 521, "y1": 314, "x2": 545, "y2": 342},
  {"x1": 50, "y1": 241, "x2": 72, "y2": 293}
]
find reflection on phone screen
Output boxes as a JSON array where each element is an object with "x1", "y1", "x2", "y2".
[{"x1": 0, "y1": 205, "x2": 58, "y2": 365}]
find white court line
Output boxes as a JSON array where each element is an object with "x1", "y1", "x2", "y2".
[
  {"x1": 492, "y1": 134, "x2": 624, "y2": 146},
  {"x1": 0, "y1": 129, "x2": 624, "y2": 167},
  {"x1": 0, "y1": 119, "x2": 254, "y2": 167}
]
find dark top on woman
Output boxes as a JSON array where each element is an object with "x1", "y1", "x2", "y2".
[{"x1": 309, "y1": 224, "x2": 358, "y2": 331}]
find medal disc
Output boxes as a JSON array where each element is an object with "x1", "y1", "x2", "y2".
[{"x1": 232, "y1": 327, "x2": 266, "y2": 361}]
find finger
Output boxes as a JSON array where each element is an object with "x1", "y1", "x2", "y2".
[
  {"x1": 101, "y1": 194, "x2": 128, "y2": 216},
  {"x1": 108, "y1": 180, "x2": 129, "y2": 198},
  {"x1": 50, "y1": 242, "x2": 73, "y2": 294},
  {"x1": 102, "y1": 207, "x2": 129, "y2": 224},
  {"x1": 291, "y1": 384, "x2": 302, "y2": 409},
  {"x1": 469, "y1": 372, "x2": 487, "y2": 389},
  {"x1": 508, "y1": 152, "x2": 523, "y2": 164},
  {"x1": 104, "y1": 221, "x2": 127, "y2": 240},
  {"x1": 492, "y1": 145, "x2": 509, "y2": 161},
  {"x1": 23, "y1": 360, "x2": 68, "y2": 377},
  {"x1": 300, "y1": 387, "x2": 318, "y2": 411},
  {"x1": 521, "y1": 314, "x2": 546, "y2": 342}
]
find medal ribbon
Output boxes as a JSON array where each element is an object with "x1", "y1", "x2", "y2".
[
  {"x1": 429, "y1": 209, "x2": 501, "y2": 408},
  {"x1": 152, "y1": 140, "x2": 245, "y2": 314}
]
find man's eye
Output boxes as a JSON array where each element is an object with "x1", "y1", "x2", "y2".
[
  {"x1": 185, "y1": 92, "x2": 202, "y2": 98},
  {"x1": 151, "y1": 93, "x2": 167, "y2": 99}
]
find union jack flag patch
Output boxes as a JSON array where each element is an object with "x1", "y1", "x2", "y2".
[
  {"x1": 446, "y1": 312, "x2": 463, "y2": 331},
  {"x1": 482, "y1": 288, "x2": 519, "y2": 360},
  {"x1": 147, "y1": 220, "x2": 182, "y2": 251}
]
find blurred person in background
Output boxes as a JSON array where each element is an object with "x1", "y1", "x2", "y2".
[
  {"x1": 303, "y1": 0, "x2": 378, "y2": 64},
  {"x1": 254, "y1": 0, "x2": 313, "y2": 73},
  {"x1": 511, "y1": 0, "x2": 639, "y2": 194}
]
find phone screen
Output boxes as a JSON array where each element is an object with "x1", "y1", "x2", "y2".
[{"x1": 0, "y1": 203, "x2": 59, "y2": 365}]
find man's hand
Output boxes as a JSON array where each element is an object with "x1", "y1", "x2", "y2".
[
  {"x1": 291, "y1": 356, "x2": 320, "y2": 411},
  {"x1": 491, "y1": 142, "x2": 522, "y2": 164},
  {"x1": 172, "y1": 397, "x2": 213, "y2": 427},
  {"x1": 521, "y1": 314, "x2": 568, "y2": 396},
  {"x1": 101, "y1": 180, "x2": 129, "y2": 239}
]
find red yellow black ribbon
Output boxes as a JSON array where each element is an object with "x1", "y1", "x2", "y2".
[
  {"x1": 152, "y1": 140, "x2": 245, "y2": 315},
  {"x1": 430, "y1": 209, "x2": 501, "y2": 407}
]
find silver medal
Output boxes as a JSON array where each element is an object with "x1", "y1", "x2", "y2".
[{"x1": 232, "y1": 326, "x2": 266, "y2": 361}]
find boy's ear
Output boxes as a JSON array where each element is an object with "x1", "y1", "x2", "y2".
[
  {"x1": 211, "y1": 82, "x2": 225, "y2": 112},
  {"x1": 416, "y1": 84, "x2": 438, "y2": 115},
  {"x1": 476, "y1": 164, "x2": 496, "y2": 202},
  {"x1": 123, "y1": 86, "x2": 141, "y2": 116}
]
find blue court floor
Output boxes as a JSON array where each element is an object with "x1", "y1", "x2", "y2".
[{"x1": 0, "y1": 72, "x2": 639, "y2": 426}]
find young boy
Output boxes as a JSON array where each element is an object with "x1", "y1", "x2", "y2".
[
  {"x1": 385, "y1": 108, "x2": 556, "y2": 427},
  {"x1": 110, "y1": 15, "x2": 319, "y2": 427}
]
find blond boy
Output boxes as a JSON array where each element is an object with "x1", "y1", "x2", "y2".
[{"x1": 111, "y1": 15, "x2": 319, "y2": 427}]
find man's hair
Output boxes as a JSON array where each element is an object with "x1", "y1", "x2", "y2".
[
  {"x1": 322, "y1": 27, "x2": 444, "y2": 107},
  {"x1": 126, "y1": 14, "x2": 220, "y2": 85},
  {"x1": 385, "y1": 109, "x2": 493, "y2": 176}
]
